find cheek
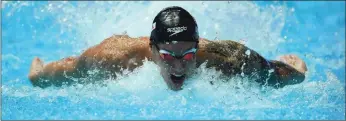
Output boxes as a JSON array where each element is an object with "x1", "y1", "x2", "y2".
[
  {"x1": 156, "y1": 59, "x2": 171, "y2": 71},
  {"x1": 185, "y1": 60, "x2": 197, "y2": 69}
]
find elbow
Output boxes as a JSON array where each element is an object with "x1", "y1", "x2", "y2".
[
  {"x1": 28, "y1": 73, "x2": 39, "y2": 86},
  {"x1": 28, "y1": 74, "x2": 50, "y2": 88},
  {"x1": 278, "y1": 73, "x2": 306, "y2": 88},
  {"x1": 264, "y1": 72, "x2": 306, "y2": 89},
  {"x1": 289, "y1": 73, "x2": 306, "y2": 85}
]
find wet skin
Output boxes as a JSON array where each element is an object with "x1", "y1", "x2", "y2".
[
  {"x1": 28, "y1": 35, "x2": 307, "y2": 90},
  {"x1": 152, "y1": 42, "x2": 197, "y2": 91}
]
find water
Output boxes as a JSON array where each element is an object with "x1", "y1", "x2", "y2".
[{"x1": 1, "y1": 1, "x2": 345, "y2": 120}]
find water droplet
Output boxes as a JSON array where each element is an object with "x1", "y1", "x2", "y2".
[
  {"x1": 269, "y1": 69, "x2": 274, "y2": 73},
  {"x1": 291, "y1": 8, "x2": 295, "y2": 12},
  {"x1": 239, "y1": 39, "x2": 246, "y2": 45},
  {"x1": 245, "y1": 50, "x2": 251, "y2": 56},
  {"x1": 181, "y1": 96, "x2": 187, "y2": 105}
]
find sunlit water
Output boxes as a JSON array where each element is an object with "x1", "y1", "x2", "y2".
[{"x1": 1, "y1": 1, "x2": 345, "y2": 120}]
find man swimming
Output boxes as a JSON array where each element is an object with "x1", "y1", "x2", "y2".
[{"x1": 28, "y1": 6, "x2": 307, "y2": 91}]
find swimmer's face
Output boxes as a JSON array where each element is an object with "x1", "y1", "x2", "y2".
[{"x1": 151, "y1": 41, "x2": 198, "y2": 91}]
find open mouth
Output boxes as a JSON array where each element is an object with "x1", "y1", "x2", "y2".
[{"x1": 170, "y1": 74, "x2": 186, "y2": 84}]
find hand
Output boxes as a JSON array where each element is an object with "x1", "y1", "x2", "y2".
[
  {"x1": 28, "y1": 57, "x2": 44, "y2": 80},
  {"x1": 278, "y1": 54, "x2": 307, "y2": 74}
]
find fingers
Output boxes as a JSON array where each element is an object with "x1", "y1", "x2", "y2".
[
  {"x1": 279, "y1": 55, "x2": 288, "y2": 63},
  {"x1": 29, "y1": 57, "x2": 44, "y2": 81},
  {"x1": 279, "y1": 55, "x2": 293, "y2": 64},
  {"x1": 287, "y1": 55, "x2": 308, "y2": 73}
]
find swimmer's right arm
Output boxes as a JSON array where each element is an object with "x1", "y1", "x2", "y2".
[
  {"x1": 28, "y1": 56, "x2": 83, "y2": 88},
  {"x1": 28, "y1": 35, "x2": 151, "y2": 88},
  {"x1": 28, "y1": 38, "x2": 113, "y2": 88}
]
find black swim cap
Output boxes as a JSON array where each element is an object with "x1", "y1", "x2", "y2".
[{"x1": 150, "y1": 6, "x2": 199, "y2": 45}]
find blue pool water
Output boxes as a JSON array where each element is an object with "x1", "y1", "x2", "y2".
[{"x1": 1, "y1": 1, "x2": 345, "y2": 120}]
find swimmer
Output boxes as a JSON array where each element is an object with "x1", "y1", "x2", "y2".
[{"x1": 28, "y1": 6, "x2": 307, "y2": 91}]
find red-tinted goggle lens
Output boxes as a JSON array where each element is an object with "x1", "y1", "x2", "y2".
[{"x1": 159, "y1": 48, "x2": 197, "y2": 61}]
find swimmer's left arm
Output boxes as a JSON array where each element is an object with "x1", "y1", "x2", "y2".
[
  {"x1": 198, "y1": 40, "x2": 307, "y2": 88},
  {"x1": 244, "y1": 48, "x2": 307, "y2": 88},
  {"x1": 266, "y1": 55, "x2": 307, "y2": 87}
]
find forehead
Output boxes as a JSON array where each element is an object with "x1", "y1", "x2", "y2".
[{"x1": 157, "y1": 41, "x2": 196, "y2": 52}]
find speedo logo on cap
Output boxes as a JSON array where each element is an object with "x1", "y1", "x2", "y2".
[
  {"x1": 152, "y1": 22, "x2": 156, "y2": 30},
  {"x1": 167, "y1": 26, "x2": 187, "y2": 37}
]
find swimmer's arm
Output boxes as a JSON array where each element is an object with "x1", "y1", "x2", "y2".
[
  {"x1": 28, "y1": 56, "x2": 83, "y2": 88},
  {"x1": 266, "y1": 60, "x2": 306, "y2": 87},
  {"x1": 243, "y1": 48, "x2": 306, "y2": 88},
  {"x1": 28, "y1": 35, "x2": 151, "y2": 88},
  {"x1": 200, "y1": 39, "x2": 306, "y2": 88}
]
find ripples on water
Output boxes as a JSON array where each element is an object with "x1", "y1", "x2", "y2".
[{"x1": 2, "y1": 1, "x2": 345, "y2": 120}]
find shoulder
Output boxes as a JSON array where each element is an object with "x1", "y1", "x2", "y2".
[
  {"x1": 82, "y1": 34, "x2": 149, "y2": 56},
  {"x1": 198, "y1": 38, "x2": 248, "y2": 58},
  {"x1": 196, "y1": 38, "x2": 251, "y2": 74},
  {"x1": 79, "y1": 34, "x2": 151, "y2": 65}
]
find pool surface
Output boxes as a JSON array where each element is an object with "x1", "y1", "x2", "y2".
[{"x1": 1, "y1": 1, "x2": 345, "y2": 120}]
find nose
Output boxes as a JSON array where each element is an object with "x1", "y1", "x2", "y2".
[{"x1": 171, "y1": 59, "x2": 185, "y2": 73}]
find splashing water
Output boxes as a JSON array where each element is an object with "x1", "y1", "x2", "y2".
[{"x1": 2, "y1": 1, "x2": 345, "y2": 120}]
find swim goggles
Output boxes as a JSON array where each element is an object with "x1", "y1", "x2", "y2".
[{"x1": 154, "y1": 44, "x2": 197, "y2": 61}]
